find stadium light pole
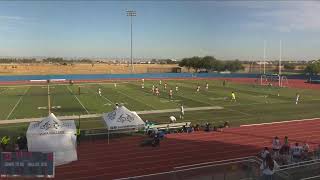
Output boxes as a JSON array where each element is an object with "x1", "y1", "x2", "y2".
[
  {"x1": 126, "y1": 10, "x2": 136, "y2": 73},
  {"x1": 263, "y1": 40, "x2": 266, "y2": 74},
  {"x1": 279, "y1": 40, "x2": 282, "y2": 87}
]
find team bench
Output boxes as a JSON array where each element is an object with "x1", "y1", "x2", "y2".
[{"x1": 145, "y1": 122, "x2": 191, "y2": 133}]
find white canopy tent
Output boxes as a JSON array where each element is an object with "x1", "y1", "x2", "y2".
[
  {"x1": 26, "y1": 113, "x2": 77, "y2": 166},
  {"x1": 102, "y1": 106, "x2": 145, "y2": 143}
]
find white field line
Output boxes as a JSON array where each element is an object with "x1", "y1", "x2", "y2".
[
  {"x1": 0, "y1": 88, "x2": 8, "y2": 94},
  {"x1": 86, "y1": 87, "x2": 114, "y2": 105},
  {"x1": 6, "y1": 87, "x2": 29, "y2": 120},
  {"x1": 118, "y1": 91, "x2": 157, "y2": 109},
  {"x1": 67, "y1": 86, "x2": 90, "y2": 114},
  {"x1": 240, "y1": 117, "x2": 320, "y2": 127},
  {"x1": 115, "y1": 88, "x2": 157, "y2": 110},
  {"x1": 0, "y1": 81, "x2": 130, "y2": 88},
  {"x1": 226, "y1": 108, "x2": 252, "y2": 116},
  {"x1": 0, "y1": 106, "x2": 223, "y2": 124}
]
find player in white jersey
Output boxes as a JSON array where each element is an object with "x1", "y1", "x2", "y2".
[
  {"x1": 114, "y1": 83, "x2": 117, "y2": 88},
  {"x1": 196, "y1": 84, "x2": 200, "y2": 92},
  {"x1": 164, "y1": 83, "x2": 167, "y2": 90},
  {"x1": 295, "y1": 93, "x2": 300, "y2": 104},
  {"x1": 205, "y1": 82, "x2": 209, "y2": 90},
  {"x1": 180, "y1": 104, "x2": 184, "y2": 119},
  {"x1": 155, "y1": 87, "x2": 160, "y2": 96},
  {"x1": 175, "y1": 85, "x2": 179, "y2": 92},
  {"x1": 98, "y1": 88, "x2": 102, "y2": 97},
  {"x1": 169, "y1": 89, "x2": 173, "y2": 100},
  {"x1": 142, "y1": 78, "x2": 144, "y2": 83},
  {"x1": 141, "y1": 83, "x2": 144, "y2": 89},
  {"x1": 152, "y1": 85, "x2": 155, "y2": 94},
  {"x1": 159, "y1": 80, "x2": 162, "y2": 85}
]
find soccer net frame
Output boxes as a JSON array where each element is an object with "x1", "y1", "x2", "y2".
[{"x1": 256, "y1": 74, "x2": 289, "y2": 87}]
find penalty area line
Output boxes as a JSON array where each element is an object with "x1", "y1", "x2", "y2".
[
  {"x1": 6, "y1": 87, "x2": 30, "y2": 120},
  {"x1": 67, "y1": 86, "x2": 90, "y2": 114}
]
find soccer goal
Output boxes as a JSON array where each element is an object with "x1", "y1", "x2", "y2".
[
  {"x1": 258, "y1": 74, "x2": 280, "y2": 86},
  {"x1": 280, "y1": 76, "x2": 289, "y2": 87}
]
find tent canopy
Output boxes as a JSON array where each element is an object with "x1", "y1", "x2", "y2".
[
  {"x1": 27, "y1": 113, "x2": 75, "y2": 135},
  {"x1": 103, "y1": 106, "x2": 145, "y2": 131},
  {"x1": 27, "y1": 113, "x2": 77, "y2": 166}
]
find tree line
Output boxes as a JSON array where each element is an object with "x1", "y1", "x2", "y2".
[
  {"x1": 179, "y1": 56, "x2": 244, "y2": 72},
  {"x1": 304, "y1": 60, "x2": 320, "y2": 75}
]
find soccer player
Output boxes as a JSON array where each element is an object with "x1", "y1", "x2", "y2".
[
  {"x1": 114, "y1": 83, "x2": 117, "y2": 88},
  {"x1": 141, "y1": 83, "x2": 144, "y2": 89},
  {"x1": 115, "y1": 103, "x2": 119, "y2": 109},
  {"x1": 231, "y1": 91, "x2": 236, "y2": 102},
  {"x1": 295, "y1": 93, "x2": 300, "y2": 104},
  {"x1": 155, "y1": 87, "x2": 160, "y2": 96},
  {"x1": 205, "y1": 82, "x2": 209, "y2": 90},
  {"x1": 152, "y1": 85, "x2": 155, "y2": 94},
  {"x1": 98, "y1": 88, "x2": 102, "y2": 97},
  {"x1": 164, "y1": 83, "x2": 167, "y2": 90},
  {"x1": 223, "y1": 80, "x2": 226, "y2": 87},
  {"x1": 175, "y1": 85, "x2": 179, "y2": 92},
  {"x1": 169, "y1": 89, "x2": 173, "y2": 100},
  {"x1": 180, "y1": 104, "x2": 184, "y2": 119},
  {"x1": 159, "y1": 80, "x2": 162, "y2": 85},
  {"x1": 196, "y1": 84, "x2": 200, "y2": 92},
  {"x1": 142, "y1": 78, "x2": 144, "y2": 83}
]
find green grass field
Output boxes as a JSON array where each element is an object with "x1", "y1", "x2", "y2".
[{"x1": 1, "y1": 79, "x2": 320, "y2": 136}]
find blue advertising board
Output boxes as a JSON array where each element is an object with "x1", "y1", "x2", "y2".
[{"x1": 0, "y1": 152, "x2": 54, "y2": 178}]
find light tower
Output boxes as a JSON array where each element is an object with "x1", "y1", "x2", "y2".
[
  {"x1": 126, "y1": 10, "x2": 136, "y2": 73},
  {"x1": 263, "y1": 40, "x2": 266, "y2": 74},
  {"x1": 279, "y1": 40, "x2": 282, "y2": 87}
]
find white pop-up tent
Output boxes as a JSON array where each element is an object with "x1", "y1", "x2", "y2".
[
  {"x1": 26, "y1": 113, "x2": 77, "y2": 166},
  {"x1": 103, "y1": 106, "x2": 145, "y2": 143}
]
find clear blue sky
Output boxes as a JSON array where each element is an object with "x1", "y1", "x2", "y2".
[{"x1": 0, "y1": 1, "x2": 319, "y2": 60}]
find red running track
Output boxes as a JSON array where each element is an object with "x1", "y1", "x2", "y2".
[{"x1": 54, "y1": 119, "x2": 320, "y2": 180}]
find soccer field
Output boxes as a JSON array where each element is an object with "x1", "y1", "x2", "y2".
[{"x1": 1, "y1": 79, "x2": 320, "y2": 135}]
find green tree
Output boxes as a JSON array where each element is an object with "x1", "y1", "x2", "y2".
[
  {"x1": 284, "y1": 63, "x2": 295, "y2": 70},
  {"x1": 305, "y1": 60, "x2": 320, "y2": 75},
  {"x1": 202, "y1": 56, "x2": 215, "y2": 71},
  {"x1": 224, "y1": 60, "x2": 244, "y2": 72},
  {"x1": 190, "y1": 56, "x2": 202, "y2": 72}
]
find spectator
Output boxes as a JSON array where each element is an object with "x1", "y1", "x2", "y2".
[
  {"x1": 260, "y1": 154, "x2": 279, "y2": 180},
  {"x1": 182, "y1": 125, "x2": 187, "y2": 133},
  {"x1": 194, "y1": 124, "x2": 200, "y2": 131},
  {"x1": 272, "y1": 136, "x2": 281, "y2": 157},
  {"x1": 152, "y1": 134, "x2": 160, "y2": 147},
  {"x1": 315, "y1": 145, "x2": 320, "y2": 159},
  {"x1": 1, "y1": 136, "x2": 10, "y2": 151},
  {"x1": 302, "y1": 142, "x2": 310, "y2": 160},
  {"x1": 204, "y1": 123, "x2": 211, "y2": 132},
  {"x1": 261, "y1": 147, "x2": 270, "y2": 160},
  {"x1": 291, "y1": 142, "x2": 303, "y2": 162},
  {"x1": 281, "y1": 136, "x2": 290, "y2": 155},
  {"x1": 187, "y1": 125, "x2": 194, "y2": 133},
  {"x1": 224, "y1": 121, "x2": 230, "y2": 128}
]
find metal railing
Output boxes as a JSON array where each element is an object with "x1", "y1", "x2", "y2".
[{"x1": 116, "y1": 156, "x2": 262, "y2": 180}]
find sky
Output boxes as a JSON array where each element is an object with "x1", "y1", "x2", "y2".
[{"x1": 0, "y1": 1, "x2": 319, "y2": 61}]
